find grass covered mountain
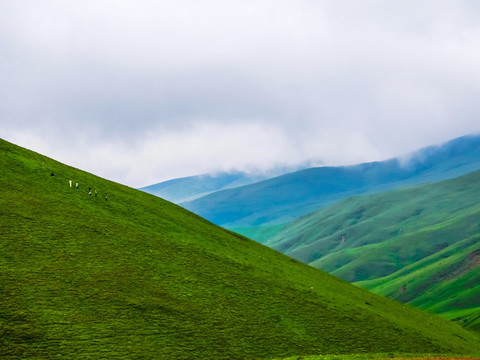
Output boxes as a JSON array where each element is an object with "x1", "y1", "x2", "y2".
[
  {"x1": 357, "y1": 234, "x2": 480, "y2": 332},
  {"x1": 1, "y1": 138, "x2": 480, "y2": 358},
  {"x1": 264, "y1": 170, "x2": 480, "y2": 330},
  {"x1": 140, "y1": 171, "x2": 271, "y2": 203},
  {"x1": 182, "y1": 134, "x2": 480, "y2": 230}
]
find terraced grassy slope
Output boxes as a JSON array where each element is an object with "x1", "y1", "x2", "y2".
[
  {"x1": 1, "y1": 138, "x2": 480, "y2": 358},
  {"x1": 183, "y1": 134, "x2": 480, "y2": 230},
  {"x1": 264, "y1": 172, "x2": 480, "y2": 329}
]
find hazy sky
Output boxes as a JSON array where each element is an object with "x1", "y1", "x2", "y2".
[{"x1": 1, "y1": 1, "x2": 480, "y2": 187}]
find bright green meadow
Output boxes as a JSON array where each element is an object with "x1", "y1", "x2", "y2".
[{"x1": 1, "y1": 138, "x2": 479, "y2": 359}]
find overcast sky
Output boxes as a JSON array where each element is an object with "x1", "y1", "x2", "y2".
[{"x1": 1, "y1": 1, "x2": 480, "y2": 187}]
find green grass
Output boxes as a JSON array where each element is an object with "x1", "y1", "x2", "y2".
[
  {"x1": 357, "y1": 235, "x2": 480, "y2": 331},
  {"x1": 263, "y1": 171, "x2": 480, "y2": 330},
  {"x1": 1, "y1": 138, "x2": 480, "y2": 359},
  {"x1": 231, "y1": 224, "x2": 287, "y2": 244},
  {"x1": 276, "y1": 355, "x2": 480, "y2": 360}
]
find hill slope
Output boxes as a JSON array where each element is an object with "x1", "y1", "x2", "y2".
[
  {"x1": 357, "y1": 235, "x2": 480, "y2": 332},
  {"x1": 265, "y1": 171, "x2": 480, "y2": 329},
  {"x1": 182, "y1": 134, "x2": 480, "y2": 230},
  {"x1": 1, "y1": 138, "x2": 480, "y2": 358}
]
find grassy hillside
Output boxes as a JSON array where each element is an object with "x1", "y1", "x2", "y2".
[
  {"x1": 276, "y1": 355, "x2": 480, "y2": 360},
  {"x1": 182, "y1": 134, "x2": 480, "y2": 230},
  {"x1": 264, "y1": 171, "x2": 480, "y2": 329},
  {"x1": 1, "y1": 138, "x2": 480, "y2": 359},
  {"x1": 357, "y1": 235, "x2": 480, "y2": 332}
]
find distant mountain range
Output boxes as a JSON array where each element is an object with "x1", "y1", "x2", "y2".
[
  {"x1": 139, "y1": 171, "x2": 271, "y2": 203},
  {"x1": 180, "y1": 133, "x2": 480, "y2": 229},
  {"x1": 4, "y1": 138, "x2": 479, "y2": 357},
  {"x1": 139, "y1": 164, "x2": 305, "y2": 204}
]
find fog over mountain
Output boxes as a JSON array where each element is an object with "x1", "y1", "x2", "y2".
[{"x1": 1, "y1": 1, "x2": 480, "y2": 187}]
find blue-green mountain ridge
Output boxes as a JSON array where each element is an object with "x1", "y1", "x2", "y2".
[
  {"x1": 140, "y1": 171, "x2": 271, "y2": 203},
  {"x1": 179, "y1": 134, "x2": 480, "y2": 230}
]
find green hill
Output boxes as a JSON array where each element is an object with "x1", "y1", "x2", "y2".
[
  {"x1": 357, "y1": 235, "x2": 480, "y2": 332},
  {"x1": 1, "y1": 138, "x2": 480, "y2": 359},
  {"x1": 264, "y1": 171, "x2": 480, "y2": 330}
]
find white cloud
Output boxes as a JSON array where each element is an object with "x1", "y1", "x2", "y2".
[
  {"x1": 1, "y1": 0, "x2": 480, "y2": 186},
  {"x1": 0, "y1": 120, "x2": 384, "y2": 187}
]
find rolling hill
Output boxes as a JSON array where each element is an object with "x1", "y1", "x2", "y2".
[
  {"x1": 181, "y1": 134, "x2": 480, "y2": 230},
  {"x1": 264, "y1": 170, "x2": 480, "y2": 330},
  {"x1": 356, "y1": 234, "x2": 480, "y2": 332},
  {"x1": 1, "y1": 137, "x2": 480, "y2": 358}
]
